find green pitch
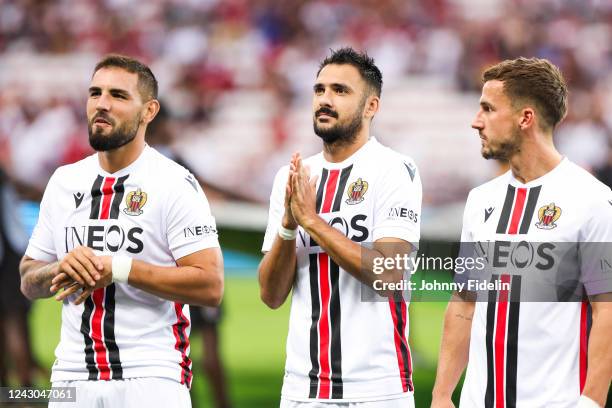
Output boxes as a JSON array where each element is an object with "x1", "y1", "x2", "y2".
[{"x1": 29, "y1": 276, "x2": 451, "y2": 407}]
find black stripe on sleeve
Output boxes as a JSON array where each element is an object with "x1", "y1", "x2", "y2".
[
  {"x1": 505, "y1": 276, "x2": 521, "y2": 408},
  {"x1": 496, "y1": 185, "x2": 516, "y2": 234},
  {"x1": 518, "y1": 186, "x2": 541, "y2": 234},
  {"x1": 80, "y1": 296, "x2": 98, "y2": 380},
  {"x1": 110, "y1": 175, "x2": 129, "y2": 219},
  {"x1": 316, "y1": 169, "x2": 329, "y2": 214},
  {"x1": 329, "y1": 259, "x2": 343, "y2": 399},
  {"x1": 484, "y1": 274, "x2": 498, "y2": 408},
  {"x1": 89, "y1": 175, "x2": 104, "y2": 219},
  {"x1": 103, "y1": 284, "x2": 123, "y2": 379},
  {"x1": 331, "y1": 165, "x2": 353, "y2": 212},
  {"x1": 308, "y1": 253, "x2": 321, "y2": 398}
]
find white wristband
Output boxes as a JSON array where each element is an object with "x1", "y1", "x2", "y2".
[
  {"x1": 278, "y1": 225, "x2": 298, "y2": 240},
  {"x1": 112, "y1": 255, "x2": 133, "y2": 284},
  {"x1": 578, "y1": 396, "x2": 602, "y2": 408}
]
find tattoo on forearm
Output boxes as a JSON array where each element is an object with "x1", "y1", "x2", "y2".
[
  {"x1": 24, "y1": 262, "x2": 57, "y2": 297},
  {"x1": 455, "y1": 313, "x2": 472, "y2": 321}
]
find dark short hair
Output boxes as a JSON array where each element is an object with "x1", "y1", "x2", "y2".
[
  {"x1": 317, "y1": 47, "x2": 383, "y2": 97},
  {"x1": 483, "y1": 57, "x2": 568, "y2": 130},
  {"x1": 93, "y1": 54, "x2": 158, "y2": 101}
]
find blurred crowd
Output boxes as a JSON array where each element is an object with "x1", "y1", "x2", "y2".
[{"x1": 1, "y1": 0, "x2": 612, "y2": 202}]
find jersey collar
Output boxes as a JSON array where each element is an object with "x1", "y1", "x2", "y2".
[
  {"x1": 96, "y1": 144, "x2": 150, "y2": 177},
  {"x1": 508, "y1": 156, "x2": 569, "y2": 188},
  {"x1": 319, "y1": 137, "x2": 377, "y2": 169}
]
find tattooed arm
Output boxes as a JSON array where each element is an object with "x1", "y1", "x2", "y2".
[{"x1": 431, "y1": 291, "x2": 476, "y2": 408}]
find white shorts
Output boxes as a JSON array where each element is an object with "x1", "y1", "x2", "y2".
[
  {"x1": 280, "y1": 395, "x2": 415, "y2": 408},
  {"x1": 49, "y1": 377, "x2": 191, "y2": 408}
]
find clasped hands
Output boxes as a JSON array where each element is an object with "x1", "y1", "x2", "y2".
[
  {"x1": 282, "y1": 153, "x2": 319, "y2": 230},
  {"x1": 50, "y1": 246, "x2": 113, "y2": 305}
]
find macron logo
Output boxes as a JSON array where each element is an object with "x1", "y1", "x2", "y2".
[
  {"x1": 73, "y1": 192, "x2": 84, "y2": 209},
  {"x1": 185, "y1": 174, "x2": 198, "y2": 192},
  {"x1": 404, "y1": 163, "x2": 416, "y2": 182},
  {"x1": 484, "y1": 207, "x2": 494, "y2": 222}
]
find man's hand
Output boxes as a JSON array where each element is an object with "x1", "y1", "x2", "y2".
[
  {"x1": 56, "y1": 246, "x2": 103, "y2": 288},
  {"x1": 52, "y1": 255, "x2": 112, "y2": 305},
  {"x1": 282, "y1": 153, "x2": 299, "y2": 230},
  {"x1": 289, "y1": 154, "x2": 318, "y2": 226}
]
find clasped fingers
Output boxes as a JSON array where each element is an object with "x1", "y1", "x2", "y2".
[{"x1": 58, "y1": 246, "x2": 103, "y2": 287}]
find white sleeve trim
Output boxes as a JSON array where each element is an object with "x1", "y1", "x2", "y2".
[
  {"x1": 25, "y1": 245, "x2": 57, "y2": 263},
  {"x1": 372, "y1": 226, "x2": 420, "y2": 248},
  {"x1": 172, "y1": 238, "x2": 220, "y2": 261}
]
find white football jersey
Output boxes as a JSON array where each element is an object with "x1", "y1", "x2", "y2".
[
  {"x1": 458, "y1": 158, "x2": 612, "y2": 408},
  {"x1": 262, "y1": 138, "x2": 422, "y2": 402},
  {"x1": 26, "y1": 145, "x2": 219, "y2": 387}
]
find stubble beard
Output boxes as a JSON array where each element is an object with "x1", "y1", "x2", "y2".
[
  {"x1": 481, "y1": 128, "x2": 521, "y2": 161},
  {"x1": 313, "y1": 96, "x2": 367, "y2": 148}
]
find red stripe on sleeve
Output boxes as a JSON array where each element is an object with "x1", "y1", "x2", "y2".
[
  {"x1": 317, "y1": 253, "x2": 332, "y2": 398},
  {"x1": 507, "y1": 188, "x2": 527, "y2": 234},
  {"x1": 321, "y1": 170, "x2": 340, "y2": 214},
  {"x1": 91, "y1": 288, "x2": 111, "y2": 380}
]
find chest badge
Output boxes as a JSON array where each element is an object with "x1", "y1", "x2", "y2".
[
  {"x1": 123, "y1": 188, "x2": 148, "y2": 216},
  {"x1": 346, "y1": 178, "x2": 368, "y2": 205},
  {"x1": 535, "y1": 202, "x2": 561, "y2": 230}
]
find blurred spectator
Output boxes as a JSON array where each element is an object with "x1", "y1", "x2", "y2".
[
  {"x1": 0, "y1": 0, "x2": 611, "y2": 205},
  {"x1": 0, "y1": 169, "x2": 45, "y2": 386}
]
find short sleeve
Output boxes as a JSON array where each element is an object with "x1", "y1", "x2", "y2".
[
  {"x1": 262, "y1": 166, "x2": 289, "y2": 253},
  {"x1": 460, "y1": 190, "x2": 475, "y2": 242},
  {"x1": 166, "y1": 173, "x2": 219, "y2": 260},
  {"x1": 579, "y1": 188, "x2": 612, "y2": 296},
  {"x1": 371, "y1": 158, "x2": 422, "y2": 245},
  {"x1": 25, "y1": 171, "x2": 59, "y2": 262},
  {"x1": 455, "y1": 190, "x2": 478, "y2": 286}
]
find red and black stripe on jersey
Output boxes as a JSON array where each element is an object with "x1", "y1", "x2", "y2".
[
  {"x1": 308, "y1": 253, "x2": 343, "y2": 399},
  {"x1": 173, "y1": 302, "x2": 192, "y2": 387},
  {"x1": 81, "y1": 175, "x2": 128, "y2": 380},
  {"x1": 89, "y1": 175, "x2": 129, "y2": 220},
  {"x1": 495, "y1": 185, "x2": 541, "y2": 235},
  {"x1": 484, "y1": 274, "x2": 521, "y2": 408},
  {"x1": 308, "y1": 165, "x2": 352, "y2": 399},
  {"x1": 389, "y1": 299, "x2": 413, "y2": 392},
  {"x1": 485, "y1": 185, "x2": 541, "y2": 408}
]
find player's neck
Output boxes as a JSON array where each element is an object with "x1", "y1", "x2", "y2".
[
  {"x1": 322, "y1": 130, "x2": 369, "y2": 163},
  {"x1": 508, "y1": 136, "x2": 562, "y2": 184},
  {"x1": 97, "y1": 136, "x2": 146, "y2": 174}
]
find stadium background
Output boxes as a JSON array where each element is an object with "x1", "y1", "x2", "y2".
[{"x1": 1, "y1": 0, "x2": 611, "y2": 406}]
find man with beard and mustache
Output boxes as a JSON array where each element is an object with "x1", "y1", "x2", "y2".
[
  {"x1": 432, "y1": 58, "x2": 612, "y2": 408},
  {"x1": 259, "y1": 48, "x2": 422, "y2": 407},
  {"x1": 19, "y1": 55, "x2": 224, "y2": 407}
]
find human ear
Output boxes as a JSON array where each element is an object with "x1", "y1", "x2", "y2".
[
  {"x1": 364, "y1": 95, "x2": 379, "y2": 119},
  {"x1": 519, "y1": 107, "x2": 535, "y2": 130},
  {"x1": 142, "y1": 99, "x2": 160, "y2": 124}
]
